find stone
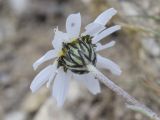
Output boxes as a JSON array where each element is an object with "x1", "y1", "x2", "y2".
[
  {"x1": 4, "y1": 111, "x2": 27, "y2": 120},
  {"x1": 141, "y1": 38, "x2": 160, "y2": 57},
  {"x1": 33, "y1": 98, "x2": 75, "y2": 120},
  {"x1": 21, "y1": 88, "x2": 49, "y2": 113}
]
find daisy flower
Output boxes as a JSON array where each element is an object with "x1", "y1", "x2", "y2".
[
  {"x1": 30, "y1": 8, "x2": 160, "y2": 120},
  {"x1": 30, "y1": 8, "x2": 122, "y2": 107}
]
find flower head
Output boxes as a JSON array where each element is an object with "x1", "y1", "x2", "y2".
[{"x1": 30, "y1": 8, "x2": 122, "y2": 107}]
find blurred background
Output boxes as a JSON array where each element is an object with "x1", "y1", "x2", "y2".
[{"x1": 0, "y1": 0, "x2": 160, "y2": 120}]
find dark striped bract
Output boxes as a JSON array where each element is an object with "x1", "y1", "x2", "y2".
[{"x1": 57, "y1": 35, "x2": 97, "y2": 74}]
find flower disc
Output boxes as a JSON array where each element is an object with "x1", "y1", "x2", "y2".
[{"x1": 57, "y1": 35, "x2": 97, "y2": 74}]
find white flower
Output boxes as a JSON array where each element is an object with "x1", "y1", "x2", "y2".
[{"x1": 30, "y1": 8, "x2": 122, "y2": 107}]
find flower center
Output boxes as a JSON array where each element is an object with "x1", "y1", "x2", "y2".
[{"x1": 57, "y1": 35, "x2": 97, "y2": 74}]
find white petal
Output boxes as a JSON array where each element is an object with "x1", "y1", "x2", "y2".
[
  {"x1": 92, "y1": 25, "x2": 121, "y2": 44},
  {"x1": 74, "y1": 73, "x2": 101, "y2": 95},
  {"x1": 30, "y1": 65, "x2": 56, "y2": 93},
  {"x1": 97, "y1": 54, "x2": 122, "y2": 75},
  {"x1": 94, "y1": 8, "x2": 117, "y2": 26},
  {"x1": 66, "y1": 13, "x2": 81, "y2": 39},
  {"x1": 96, "y1": 41, "x2": 116, "y2": 51},
  {"x1": 33, "y1": 50, "x2": 57, "y2": 70},
  {"x1": 46, "y1": 63, "x2": 58, "y2": 88},
  {"x1": 46, "y1": 72, "x2": 56, "y2": 88},
  {"x1": 82, "y1": 22, "x2": 105, "y2": 36},
  {"x1": 52, "y1": 29, "x2": 69, "y2": 50},
  {"x1": 52, "y1": 69, "x2": 71, "y2": 107},
  {"x1": 82, "y1": 8, "x2": 117, "y2": 37}
]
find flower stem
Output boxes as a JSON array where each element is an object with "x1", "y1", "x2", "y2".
[{"x1": 87, "y1": 65, "x2": 160, "y2": 120}]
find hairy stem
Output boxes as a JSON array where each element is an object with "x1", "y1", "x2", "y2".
[{"x1": 87, "y1": 65, "x2": 160, "y2": 120}]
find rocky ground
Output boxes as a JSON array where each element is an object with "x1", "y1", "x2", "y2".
[{"x1": 0, "y1": 0, "x2": 160, "y2": 120}]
